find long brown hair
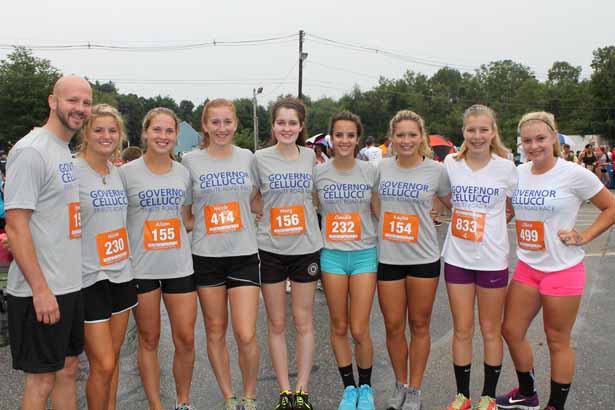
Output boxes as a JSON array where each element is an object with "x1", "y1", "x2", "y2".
[{"x1": 268, "y1": 97, "x2": 308, "y2": 146}]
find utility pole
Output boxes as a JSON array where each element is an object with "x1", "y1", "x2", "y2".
[
  {"x1": 298, "y1": 30, "x2": 306, "y2": 100},
  {"x1": 253, "y1": 87, "x2": 263, "y2": 152}
]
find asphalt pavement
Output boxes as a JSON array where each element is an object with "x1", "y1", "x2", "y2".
[{"x1": 1, "y1": 202, "x2": 614, "y2": 409}]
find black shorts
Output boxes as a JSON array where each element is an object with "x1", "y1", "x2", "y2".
[
  {"x1": 83, "y1": 280, "x2": 138, "y2": 323},
  {"x1": 193, "y1": 253, "x2": 260, "y2": 289},
  {"x1": 377, "y1": 260, "x2": 441, "y2": 281},
  {"x1": 135, "y1": 274, "x2": 196, "y2": 295},
  {"x1": 259, "y1": 249, "x2": 320, "y2": 284},
  {"x1": 8, "y1": 290, "x2": 84, "y2": 373}
]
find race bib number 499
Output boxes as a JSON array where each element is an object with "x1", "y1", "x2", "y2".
[{"x1": 516, "y1": 220, "x2": 545, "y2": 251}]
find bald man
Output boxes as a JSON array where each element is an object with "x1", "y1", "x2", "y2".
[{"x1": 4, "y1": 75, "x2": 92, "y2": 410}]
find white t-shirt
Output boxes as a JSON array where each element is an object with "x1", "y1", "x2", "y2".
[
  {"x1": 512, "y1": 159, "x2": 603, "y2": 271},
  {"x1": 365, "y1": 146, "x2": 383, "y2": 165},
  {"x1": 441, "y1": 154, "x2": 518, "y2": 270}
]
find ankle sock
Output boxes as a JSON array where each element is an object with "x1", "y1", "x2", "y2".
[
  {"x1": 482, "y1": 363, "x2": 502, "y2": 397},
  {"x1": 338, "y1": 364, "x2": 356, "y2": 388},
  {"x1": 516, "y1": 369, "x2": 536, "y2": 397},
  {"x1": 357, "y1": 366, "x2": 372, "y2": 387},
  {"x1": 453, "y1": 363, "x2": 471, "y2": 398}
]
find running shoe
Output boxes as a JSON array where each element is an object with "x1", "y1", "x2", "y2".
[
  {"x1": 447, "y1": 393, "x2": 471, "y2": 410},
  {"x1": 241, "y1": 397, "x2": 258, "y2": 410},
  {"x1": 175, "y1": 404, "x2": 196, "y2": 410},
  {"x1": 223, "y1": 397, "x2": 239, "y2": 410},
  {"x1": 294, "y1": 389, "x2": 313, "y2": 410},
  {"x1": 386, "y1": 382, "x2": 407, "y2": 410},
  {"x1": 402, "y1": 387, "x2": 422, "y2": 410},
  {"x1": 357, "y1": 384, "x2": 375, "y2": 410},
  {"x1": 338, "y1": 385, "x2": 359, "y2": 410},
  {"x1": 275, "y1": 391, "x2": 293, "y2": 410},
  {"x1": 495, "y1": 388, "x2": 539, "y2": 410},
  {"x1": 475, "y1": 396, "x2": 496, "y2": 410}
]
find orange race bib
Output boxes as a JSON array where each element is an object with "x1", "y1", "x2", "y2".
[
  {"x1": 382, "y1": 212, "x2": 419, "y2": 243},
  {"x1": 326, "y1": 212, "x2": 361, "y2": 242},
  {"x1": 205, "y1": 201, "x2": 243, "y2": 234},
  {"x1": 96, "y1": 227, "x2": 129, "y2": 266},
  {"x1": 516, "y1": 220, "x2": 546, "y2": 251},
  {"x1": 143, "y1": 218, "x2": 181, "y2": 250},
  {"x1": 451, "y1": 209, "x2": 486, "y2": 242},
  {"x1": 270, "y1": 205, "x2": 306, "y2": 236},
  {"x1": 68, "y1": 202, "x2": 81, "y2": 239}
]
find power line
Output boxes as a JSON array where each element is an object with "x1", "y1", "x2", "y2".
[
  {"x1": 0, "y1": 33, "x2": 298, "y2": 52},
  {"x1": 306, "y1": 33, "x2": 553, "y2": 80}
]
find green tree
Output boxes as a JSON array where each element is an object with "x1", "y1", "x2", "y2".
[
  {"x1": 116, "y1": 93, "x2": 145, "y2": 146},
  {"x1": 0, "y1": 47, "x2": 61, "y2": 148},
  {"x1": 178, "y1": 100, "x2": 195, "y2": 124},
  {"x1": 590, "y1": 46, "x2": 615, "y2": 141}
]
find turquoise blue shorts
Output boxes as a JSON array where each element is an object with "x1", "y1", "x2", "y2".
[{"x1": 320, "y1": 247, "x2": 378, "y2": 275}]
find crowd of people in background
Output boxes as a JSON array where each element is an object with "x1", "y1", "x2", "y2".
[{"x1": 1, "y1": 75, "x2": 615, "y2": 410}]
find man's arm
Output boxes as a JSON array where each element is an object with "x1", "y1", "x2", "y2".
[{"x1": 5, "y1": 209, "x2": 59, "y2": 324}]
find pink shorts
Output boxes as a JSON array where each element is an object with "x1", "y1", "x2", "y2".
[{"x1": 512, "y1": 260, "x2": 585, "y2": 296}]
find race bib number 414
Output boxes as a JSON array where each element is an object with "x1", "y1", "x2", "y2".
[
  {"x1": 205, "y1": 201, "x2": 243, "y2": 234},
  {"x1": 326, "y1": 212, "x2": 361, "y2": 242}
]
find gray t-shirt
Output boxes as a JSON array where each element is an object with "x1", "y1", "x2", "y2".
[
  {"x1": 313, "y1": 160, "x2": 378, "y2": 251},
  {"x1": 377, "y1": 158, "x2": 450, "y2": 265},
  {"x1": 75, "y1": 158, "x2": 132, "y2": 288},
  {"x1": 181, "y1": 146, "x2": 258, "y2": 257},
  {"x1": 254, "y1": 145, "x2": 323, "y2": 255},
  {"x1": 119, "y1": 158, "x2": 193, "y2": 280},
  {"x1": 5, "y1": 128, "x2": 81, "y2": 297}
]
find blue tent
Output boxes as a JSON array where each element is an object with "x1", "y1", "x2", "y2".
[
  {"x1": 558, "y1": 133, "x2": 566, "y2": 144},
  {"x1": 174, "y1": 121, "x2": 201, "y2": 155}
]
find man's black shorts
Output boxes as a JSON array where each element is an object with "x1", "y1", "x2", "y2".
[{"x1": 8, "y1": 290, "x2": 84, "y2": 373}]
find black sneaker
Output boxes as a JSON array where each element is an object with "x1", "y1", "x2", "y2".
[
  {"x1": 294, "y1": 389, "x2": 313, "y2": 410},
  {"x1": 275, "y1": 391, "x2": 293, "y2": 410}
]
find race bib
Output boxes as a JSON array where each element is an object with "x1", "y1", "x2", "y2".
[
  {"x1": 96, "y1": 227, "x2": 129, "y2": 266},
  {"x1": 144, "y1": 218, "x2": 181, "y2": 250},
  {"x1": 516, "y1": 220, "x2": 545, "y2": 251},
  {"x1": 205, "y1": 201, "x2": 242, "y2": 234},
  {"x1": 326, "y1": 212, "x2": 361, "y2": 242},
  {"x1": 270, "y1": 205, "x2": 306, "y2": 236},
  {"x1": 68, "y1": 202, "x2": 81, "y2": 239},
  {"x1": 451, "y1": 209, "x2": 486, "y2": 242},
  {"x1": 382, "y1": 212, "x2": 419, "y2": 243}
]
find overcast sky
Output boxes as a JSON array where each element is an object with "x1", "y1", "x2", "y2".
[{"x1": 2, "y1": 0, "x2": 614, "y2": 105}]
